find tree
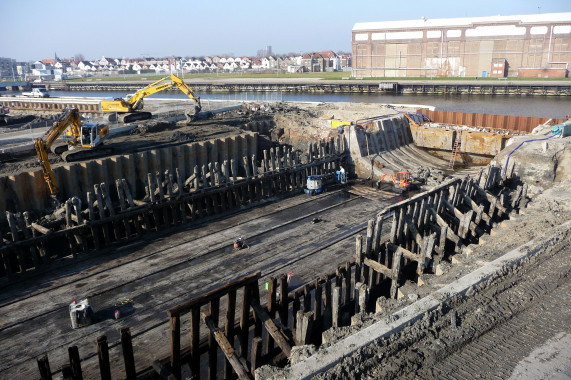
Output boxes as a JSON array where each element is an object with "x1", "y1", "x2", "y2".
[{"x1": 74, "y1": 53, "x2": 85, "y2": 61}]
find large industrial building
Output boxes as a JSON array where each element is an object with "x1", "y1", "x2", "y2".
[{"x1": 352, "y1": 13, "x2": 571, "y2": 78}]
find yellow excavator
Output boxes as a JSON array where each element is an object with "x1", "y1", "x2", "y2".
[
  {"x1": 100, "y1": 73, "x2": 202, "y2": 123},
  {"x1": 35, "y1": 107, "x2": 110, "y2": 195}
]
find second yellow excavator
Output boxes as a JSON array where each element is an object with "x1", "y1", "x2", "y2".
[{"x1": 100, "y1": 73, "x2": 202, "y2": 123}]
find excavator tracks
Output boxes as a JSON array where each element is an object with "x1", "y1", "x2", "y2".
[
  {"x1": 120, "y1": 112, "x2": 152, "y2": 123},
  {"x1": 61, "y1": 147, "x2": 114, "y2": 162}
]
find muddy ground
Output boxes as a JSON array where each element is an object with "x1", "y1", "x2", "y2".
[{"x1": 0, "y1": 102, "x2": 412, "y2": 178}]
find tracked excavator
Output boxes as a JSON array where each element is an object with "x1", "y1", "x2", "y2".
[
  {"x1": 35, "y1": 107, "x2": 110, "y2": 196},
  {"x1": 376, "y1": 171, "x2": 417, "y2": 193},
  {"x1": 100, "y1": 74, "x2": 202, "y2": 123}
]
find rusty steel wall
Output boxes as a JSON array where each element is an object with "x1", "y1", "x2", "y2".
[{"x1": 419, "y1": 109, "x2": 562, "y2": 133}]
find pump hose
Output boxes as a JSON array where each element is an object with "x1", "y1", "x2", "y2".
[{"x1": 502, "y1": 131, "x2": 561, "y2": 176}]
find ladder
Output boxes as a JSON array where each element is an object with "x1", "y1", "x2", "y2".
[{"x1": 448, "y1": 131, "x2": 462, "y2": 170}]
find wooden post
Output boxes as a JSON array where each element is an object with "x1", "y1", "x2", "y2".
[
  {"x1": 65, "y1": 199, "x2": 73, "y2": 228},
  {"x1": 331, "y1": 282, "x2": 341, "y2": 327},
  {"x1": 37, "y1": 354, "x2": 52, "y2": 380},
  {"x1": 265, "y1": 277, "x2": 277, "y2": 354},
  {"x1": 169, "y1": 313, "x2": 181, "y2": 380},
  {"x1": 251, "y1": 284, "x2": 263, "y2": 338},
  {"x1": 68, "y1": 346, "x2": 83, "y2": 380},
  {"x1": 365, "y1": 219, "x2": 374, "y2": 285},
  {"x1": 323, "y1": 278, "x2": 332, "y2": 330},
  {"x1": 120, "y1": 328, "x2": 136, "y2": 380},
  {"x1": 239, "y1": 285, "x2": 251, "y2": 359},
  {"x1": 64, "y1": 200, "x2": 76, "y2": 255},
  {"x1": 270, "y1": 148, "x2": 277, "y2": 171},
  {"x1": 193, "y1": 165, "x2": 200, "y2": 189},
  {"x1": 202, "y1": 164, "x2": 209, "y2": 188},
  {"x1": 277, "y1": 148, "x2": 283, "y2": 171},
  {"x1": 101, "y1": 182, "x2": 121, "y2": 241},
  {"x1": 214, "y1": 162, "x2": 221, "y2": 186},
  {"x1": 251, "y1": 337, "x2": 262, "y2": 374},
  {"x1": 389, "y1": 211, "x2": 398, "y2": 244},
  {"x1": 372, "y1": 214, "x2": 383, "y2": 254},
  {"x1": 97, "y1": 335, "x2": 112, "y2": 380},
  {"x1": 175, "y1": 167, "x2": 183, "y2": 196},
  {"x1": 395, "y1": 208, "x2": 405, "y2": 244},
  {"x1": 19, "y1": 212, "x2": 40, "y2": 269},
  {"x1": 344, "y1": 262, "x2": 351, "y2": 305},
  {"x1": 295, "y1": 311, "x2": 314, "y2": 345},
  {"x1": 190, "y1": 307, "x2": 200, "y2": 378},
  {"x1": 222, "y1": 159, "x2": 229, "y2": 182},
  {"x1": 86, "y1": 191, "x2": 101, "y2": 250},
  {"x1": 166, "y1": 170, "x2": 175, "y2": 198},
  {"x1": 263, "y1": 150, "x2": 269, "y2": 173},
  {"x1": 355, "y1": 235, "x2": 363, "y2": 283},
  {"x1": 243, "y1": 156, "x2": 251, "y2": 178},
  {"x1": 61, "y1": 364, "x2": 73, "y2": 380},
  {"x1": 365, "y1": 219, "x2": 374, "y2": 257},
  {"x1": 390, "y1": 251, "x2": 403, "y2": 299},
  {"x1": 209, "y1": 162, "x2": 216, "y2": 186},
  {"x1": 224, "y1": 290, "x2": 237, "y2": 380},
  {"x1": 155, "y1": 171, "x2": 164, "y2": 200},
  {"x1": 303, "y1": 284, "x2": 311, "y2": 312},
  {"x1": 355, "y1": 282, "x2": 368, "y2": 313},
  {"x1": 116, "y1": 179, "x2": 126, "y2": 211},
  {"x1": 230, "y1": 159, "x2": 237, "y2": 181},
  {"x1": 279, "y1": 274, "x2": 288, "y2": 326},
  {"x1": 146, "y1": 173, "x2": 154, "y2": 201},
  {"x1": 6, "y1": 211, "x2": 27, "y2": 272},
  {"x1": 72, "y1": 197, "x2": 88, "y2": 250},
  {"x1": 287, "y1": 295, "x2": 298, "y2": 330},
  {"x1": 207, "y1": 298, "x2": 220, "y2": 380},
  {"x1": 313, "y1": 280, "x2": 322, "y2": 322}
]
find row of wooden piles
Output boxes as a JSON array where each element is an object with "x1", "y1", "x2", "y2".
[{"x1": 0, "y1": 138, "x2": 344, "y2": 278}]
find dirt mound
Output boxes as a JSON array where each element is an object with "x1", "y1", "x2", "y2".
[
  {"x1": 130, "y1": 120, "x2": 175, "y2": 135},
  {"x1": 5, "y1": 115, "x2": 37, "y2": 126},
  {"x1": 169, "y1": 131, "x2": 194, "y2": 142},
  {"x1": 492, "y1": 124, "x2": 571, "y2": 195}
]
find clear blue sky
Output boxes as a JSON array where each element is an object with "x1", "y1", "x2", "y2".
[{"x1": 3, "y1": 0, "x2": 570, "y2": 61}]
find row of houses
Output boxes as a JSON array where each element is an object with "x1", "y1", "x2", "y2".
[{"x1": 4, "y1": 51, "x2": 351, "y2": 80}]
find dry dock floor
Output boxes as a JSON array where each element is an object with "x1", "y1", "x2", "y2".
[{"x1": 0, "y1": 188, "x2": 399, "y2": 379}]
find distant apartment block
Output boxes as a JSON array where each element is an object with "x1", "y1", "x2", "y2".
[
  {"x1": 352, "y1": 13, "x2": 571, "y2": 78},
  {"x1": 0, "y1": 57, "x2": 17, "y2": 79}
]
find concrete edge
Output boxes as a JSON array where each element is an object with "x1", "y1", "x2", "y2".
[{"x1": 271, "y1": 219, "x2": 571, "y2": 380}]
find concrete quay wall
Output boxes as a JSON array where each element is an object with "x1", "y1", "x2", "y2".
[{"x1": 0, "y1": 133, "x2": 257, "y2": 213}]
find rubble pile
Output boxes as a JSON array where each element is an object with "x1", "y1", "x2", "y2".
[{"x1": 410, "y1": 166, "x2": 449, "y2": 186}]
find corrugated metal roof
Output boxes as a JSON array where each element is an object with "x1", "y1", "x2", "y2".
[{"x1": 353, "y1": 12, "x2": 571, "y2": 31}]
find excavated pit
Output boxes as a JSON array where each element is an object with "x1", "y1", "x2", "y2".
[{"x1": 1, "y1": 99, "x2": 568, "y2": 380}]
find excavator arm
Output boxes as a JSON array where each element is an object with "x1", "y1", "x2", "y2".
[
  {"x1": 42, "y1": 108, "x2": 82, "y2": 149},
  {"x1": 378, "y1": 173, "x2": 397, "y2": 185},
  {"x1": 100, "y1": 74, "x2": 201, "y2": 123},
  {"x1": 35, "y1": 138, "x2": 58, "y2": 195},
  {"x1": 34, "y1": 108, "x2": 82, "y2": 195},
  {"x1": 169, "y1": 74, "x2": 202, "y2": 114},
  {"x1": 127, "y1": 74, "x2": 202, "y2": 115}
]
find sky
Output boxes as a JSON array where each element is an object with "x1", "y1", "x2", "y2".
[{"x1": 2, "y1": 0, "x2": 570, "y2": 61}]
